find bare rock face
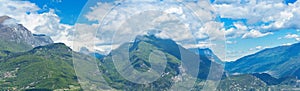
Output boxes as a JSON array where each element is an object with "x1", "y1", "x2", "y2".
[{"x1": 0, "y1": 16, "x2": 53, "y2": 48}]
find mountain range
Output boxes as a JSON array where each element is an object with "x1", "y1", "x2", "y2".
[
  {"x1": 0, "y1": 16, "x2": 82, "y2": 90},
  {"x1": 0, "y1": 16, "x2": 53, "y2": 53},
  {"x1": 98, "y1": 35, "x2": 225, "y2": 90},
  {"x1": 0, "y1": 16, "x2": 300, "y2": 90},
  {"x1": 0, "y1": 16, "x2": 223, "y2": 90},
  {"x1": 226, "y1": 42, "x2": 300, "y2": 79}
]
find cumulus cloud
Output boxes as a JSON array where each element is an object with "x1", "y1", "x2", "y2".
[
  {"x1": 196, "y1": 21, "x2": 226, "y2": 41},
  {"x1": 213, "y1": 0, "x2": 241, "y2": 4},
  {"x1": 212, "y1": 0, "x2": 300, "y2": 40},
  {"x1": 225, "y1": 22, "x2": 248, "y2": 39},
  {"x1": 85, "y1": 2, "x2": 116, "y2": 22},
  {"x1": 249, "y1": 45, "x2": 271, "y2": 51},
  {"x1": 0, "y1": 0, "x2": 74, "y2": 47},
  {"x1": 213, "y1": 0, "x2": 300, "y2": 31},
  {"x1": 283, "y1": 34, "x2": 300, "y2": 41},
  {"x1": 242, "y1": 29, "x2": 273, "y2": 39},
  {"x1": 282, "y1": 43, "x2": 293, "y2": 46},
  {"x1": 212, "y1": 0, "x2": 300, "y2": 60},
  {"x1": 74, "y1": 0, "x2": 227, "y2": 54}
]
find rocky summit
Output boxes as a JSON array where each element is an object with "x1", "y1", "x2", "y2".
[{"x1": 0, "y1": 16, "x2": 53, "y2": 52}]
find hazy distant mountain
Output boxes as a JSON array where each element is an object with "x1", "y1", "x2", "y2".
[
  {"x1": 79, "y1": 47, "x2": 105, "y2": 60},
  {"x1": 226, "y1": 42, "x2": 300, "y2": 78},
  {"x1": 0, "y1": 16, "x2": 53, "y2": 53}
]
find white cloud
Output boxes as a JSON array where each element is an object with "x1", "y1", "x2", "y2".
[
  {"x1": 213, "y1": 0, "x2": 241, "y2": 4},
  {"x1": 164, "y1": 7, "x2": 183, "y2": 14},
  {"x1": 196, "y1": 21, "x2": 226, "y2": 41},
  {"x1": 284, "y1": 34, "x2": 300, "y2": 41},
  {"x1": 285, "y1": 34, "x2": 299, "y2": 38},
  {"x1": 249, "y1": 46, "x2": 266, "y2": 51},
  {"x1": 225, "y1": 22, "x2": 248, "y2": 39},
  {"x1": 73, "y1": 0, "x2": 230, "y2": 61},
  {"x1": 76, "y1": 0, "x2": 224, "y2": 54},
  {"x1": 183, "y1": 42, "x2": 217, "y2": 49},
  {"x1": 282, "y1": 43, "x2": 293, "y2": 46},
  {"x1": 213, "y1": 4, "x2": 249, "y2": 19},
  {"x1": 0, "y1": 0, "x2": 74, "y2": 47},
  {"x1": 85, "y1": 2, "x2": 116, "y2": 22},
  {"x1": 242, "y1": 29, "x2": 273, "y2": 39},
  {"x1": 213, "y1": 0, "x2": 300, "y2": 31},
  {"x1": 73, "y1": 23, "x2": 108, "y2": 52}
]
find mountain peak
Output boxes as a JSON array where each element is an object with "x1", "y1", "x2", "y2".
[
  {"x1": 0, "y1": 15, "x2": 12, "y2": 24},
  {"x1": 134, "y1": 35, "x2": 178, "y2": 47},
  {"x1": 0, "y1": 16, "x2": 53, "y2": 52},
  {"x1": 34, "y1": 43, "x2": 69, "y2": 50},
  {"x1": 188, "y1": 48, "x2": 224, "y2": 65},
  {"x1": 135, "y1": 35, "x2": 161, "y2": 42},
  {"x1": 30, "y1": 43, "x2": 72, "y2": 54}
]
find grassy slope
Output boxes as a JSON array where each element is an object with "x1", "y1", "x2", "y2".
[
  {"x1": 0, "y1": 43, "x2": 82, "y2": 90},
  {"x1": 0, "y1": 39, "x2": 32, "y2": 53},
  {"x1": 99, "y1": 41, "x2": 181, "y2": 90}
]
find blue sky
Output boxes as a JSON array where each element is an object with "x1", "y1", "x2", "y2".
[
  {"x1": 1, "y1": 0, "x2": 300, "y2": 61},
  {"x1": 27, "y1": 0, "x2": 88, "y2": 25}
]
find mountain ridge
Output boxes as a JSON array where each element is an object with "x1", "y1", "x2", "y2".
[
  {"x1": 0, "y1": 16, "x2": 53, "y2": 53},
  {"x1": 226, "y1": 42, "x2": 300, "y2": 78},
  {"x1": 0, "y1": 43, "x2": 84, "y2": 90},
  {"x1": 98, "y1": 35, "x2": 224, "y2": 90}
]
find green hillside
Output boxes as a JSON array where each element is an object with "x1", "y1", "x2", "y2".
[
  {"x1": 98, "y1": 35, "x2": 224, "y2": 90},
  {"x1": 0, "y1": 39, "x2": 32, "y2": 59},
  {"x1": 0, "y1": 43, "x2": 82, "y2": 90}
]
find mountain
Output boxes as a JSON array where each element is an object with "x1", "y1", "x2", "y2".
[
  {"x1": 189, "y1": 48, "x2": 224, "y2": 65},
  {"x1": 79, "y1": 47, "x2": 105, "y2": 60},
  {"x1": 226, "y1": 42, "x2": 300, "y2": 78},
  {"x1": 252, "y1": 73, "x2": 286, "y2": 85},
  {"x1": 0, "y1": 44, "x2": 79, "y2": 90},
  {"x1": 0, "y1": 16, "x2": 110, "y2": 90},
  {"x1": 3, "y1": 15, "x2": 299, "y2": 90},
  {"x1": 98, "y1": 35, "x2": 224, "y2": 90},
  {"x1": 0, "y1": 16, "x2": 53, "y2": 53},
  {"x1": 0, "y1": 16, "x2": 11, "y2": 24},
  {"x1": 0, "y1": 43, "x2": 86, "y2": 90}
]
